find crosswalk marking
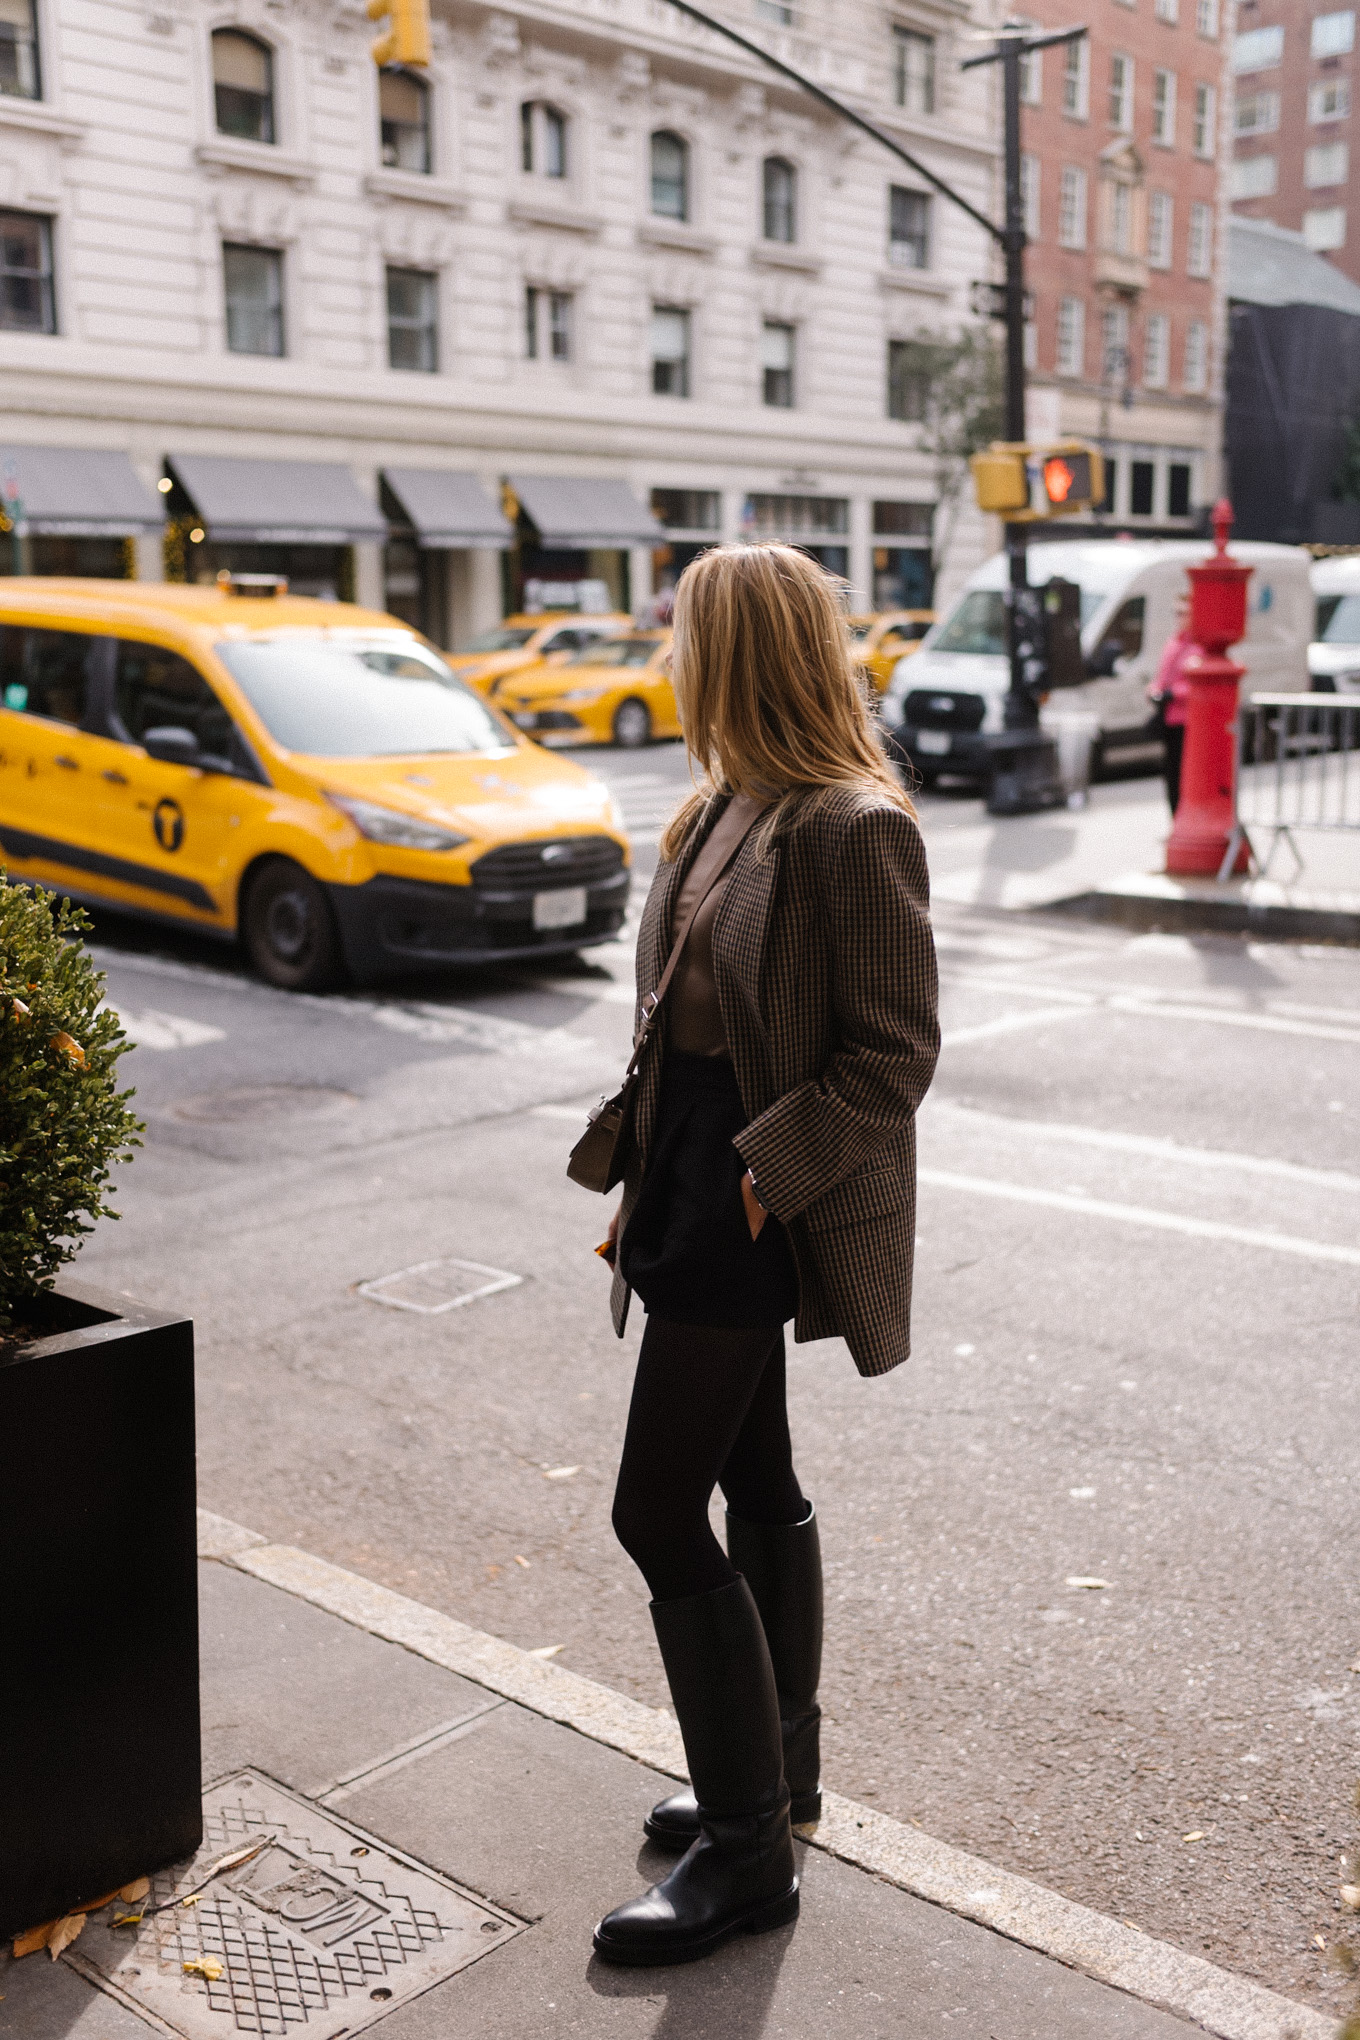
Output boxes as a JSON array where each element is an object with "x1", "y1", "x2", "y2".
[{"x1": 103, "y1": 1005, "x2": 226, "y2": 1051}]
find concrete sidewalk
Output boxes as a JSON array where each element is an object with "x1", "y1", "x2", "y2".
[{"x1": 0, "y1": 1518, "x2": 1336, "y2": 2040}]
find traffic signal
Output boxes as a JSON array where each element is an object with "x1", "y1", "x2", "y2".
[
  {"x1": 368, "y1": 0, "x2": 430, "y2": 68},
  {"x1": 969, "y1": 441, "x2": 1105, "y2": 521}
]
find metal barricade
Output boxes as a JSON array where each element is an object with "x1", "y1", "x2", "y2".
[{"x1": 1222, "y1": 692, "x2": 1360, "y2": 880}]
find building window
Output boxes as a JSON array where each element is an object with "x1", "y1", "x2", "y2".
[
  {"x1": 757, "y1": 0, "x2": 794, "y2": 20},
  {"x1": 650, "y1": 130, "x2": 689, "y2": 221},
  {"x1": 1018, "y1": 31, "x2": 1042, "y2": 106},
  {"x1": 1192, "y1": 82, "x2": 1215, "y2": 156},
  {"x1": 1097, "y1": 460, "x2": 1117, "y2": 512},
  {"x1": 1306, "y1": 140, "x2": 1349, "y2": 187},
  {"x1": 1058, "y1": 165, "x2": 1088, "y2": 247},
  {"x1": 1056, "y1": 295, "x2": 1085, "y2": 376},
  {"x1": 380, "y1": 69, "x2": 430, "y2": 172},
  {"x1": 651, "y1": 304, "x2": 691, "y2": 396},
  {"x1": 223, "y1": 243, "x2": 283, "y2": 355},
  {"x1": 1020, "y1": 154, "x2": 1040, "y2": 239},
  {"x1": 1148, "y1": 189, "x2": 1174, "y2": 267},
  {"x1": 0, "y1": 209, "x2": 54, "y2": 332},
  {"x1": 1196, "y1": 0, "x2": 1219, "y2": 36},
  {"x1": 893, "y1": 28, "x2": 935, "y2": 115},
  {"x1": 651, "y1": 488, "x2": 720, "y2": 530},
  {"x1": 0, "y1": 0, "x2": 39, "y2": 100},
  {"x1": 1232, "y1": 24, "x2": 1284, "y2": 71},
  {"x1": 1187, "y1": 200, "x2": 1213, "y2": 276},
  {"x1": 1130, "y1": 461, "x2": 1155, "y2": 516},
  {"x1": 763, "y1": 156, "x2": 797, "y2": 242},
  {"x1": 1152, "y1": 68, "x2": 1176, "y2": 144},
  {"x1": 1312, "y1": 9, "x2": 1356, "y2": 58},
  {"x1": 744, "y1": 493, "x2": 847, "y2": 536},
  {"x1": 213, "y1": 30, "x2": 274, "y2": 143},
  {"x1": 1063, "y1": 36, "x2": 1090, "y2": 117},
  {"x1": 1236, "y1": 89, "x2": 1280, "y2": 134},
  {"x1": 1111, "y1": 179, "x2": 1134, "y2": 254},
  {"x1": 1304, "y1": 205, "x2": 1347, "y2": 251},
  {"x1": 1168, "y1": 463, "x2": 1192, "y2": 516},
  {"x1": 762, "y1": 320, "x2": 794, "y2": 407},
  {"x1": 888, "y1": 185, "x2": 930, "y2": 267},
  {"x1": 1109, "y1": 54, "x2": 1134, "y2": 131},
  {"x1": 386, "y1": 266, "x2": 437, "y2": 372},
  {"x1": 1230, "y1": 152, "x2": 1277, "y2": 198},
  {"x1": 1155, "y1": 0, "x2": 1179, "y2": 20},
  {"x1": 521, "y1": 101, "x2": 566, "y2": 178},
  {"x1": 1183, "y1": 318, "x2": 1207, "y2": 390},
  {"x1": 1310, "y1": 79, "x2": 1351, "y2": 121},
  {"x1": 887, "y1": 338, "x2": 930, "y2": 420},
  {"x1": 1102, "y1": 301, "x2": 1130, "y2": 383},
  {"x1": 1143, "y1": 312, "x2": 1170, "y2": 387},
  {"x1": 525, "y1": 285, "x2": 572, "y2": 360}
]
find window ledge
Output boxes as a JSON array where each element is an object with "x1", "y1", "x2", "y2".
[
  {"x1": 507, "y1": 196, "x2": 603, "y2": 235},
  {"x1": 636, "y1": 219, "x2": 717, "y2": 255},
  {"x1": 365, "y1": 169, "x2": 469, "y2": 212},
  {"x1": 195, "y1": 139, "x2": 316, "y2": 187},
  {"x1": 0, "y1": 98, "x2": 83, "y2": 143},
  {"x1": 750, "y1": 243, "x2": 822, "y2": 275},
  {"x1": 877, "y1": 268, "x2": 952, "y2": 297}
]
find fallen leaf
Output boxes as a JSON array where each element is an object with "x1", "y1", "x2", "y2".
[
  {"x1": 1181, "y1": 1830, "x2": 1206, "y2": 1844},
  {"x1": 179, "y1": 1894, "x2": 202, "y2": 1908},
  {"x1": 46, "y1": 1915, "x2": 85, "y2": 1959},
  {"x1": 117, "y1": 1878, "x2": 150, "y2": 1902},
  {"x1": 1350, "y1": 1658, "x2": 1360, "y2": 1675},
  {"x1": 544, "y1": 1466, "x2": 580, "y2": 1480},
  {"x1": 528, "y1": 1644, "x2": 563, "y2": 1659},
  {"x1": 1314, "y1": 1933, "x2": 1327, "y2": 1949},
  {"x1": 184, "y1": 1958, "x2": 223, "y2": 1982},
  {"x1": 513, "y1": 1555, "x2": 531, "y2": 1568},
  {"x1": 111, "y1": 1913, "x2": 144, "y2": 1931},
  {"x1": 1341, "y1": 1884, "x2": 1360, "y2": 1911},
  {"x1": 207, "y1": 1838, "x2": 271, "y2": 1876},
  {"x1": 1066, "y1": 1576, "x2": 1112, "y2": 1590}
]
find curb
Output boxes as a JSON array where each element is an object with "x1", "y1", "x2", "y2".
[
  {"x1": 198, "y1": 1510, "x2": 1334, "y2": 2040},
  {"x1": 1047, "y1": 882, "x2": 1360, "y2": 946}
]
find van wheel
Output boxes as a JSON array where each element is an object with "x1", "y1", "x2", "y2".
[
  {"x1": 242, "y1": 859, "x2": 342, "y2": 992},
  {"x1": 612, "y1": 698, "x2": 651, "y2": 749}
]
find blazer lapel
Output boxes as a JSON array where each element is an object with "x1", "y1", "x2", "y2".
[{"x1": 714, "y1": 833, "x2": 780, "y2": 1044}]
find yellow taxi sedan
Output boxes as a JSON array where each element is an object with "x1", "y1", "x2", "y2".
[
  {"x1": 500, "y1": 632, "x2": 678, "y2": 749},
  {"x1": 848, "y1": 611, "x2": 935, "y2": 692},
  {"x1": 0, "y1": 579, "x2": 630, "y2": 990},
  {"x1": 447, "y1": 612, "x2": 632, "y2": 698}
]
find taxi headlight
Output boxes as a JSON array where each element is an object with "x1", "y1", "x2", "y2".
[
  {"x1": 327, "y1": 794, "x2": 471, "y2": 852},
  {"x1": 562, "y1": 687, "x2": 602, "y2": 703}
]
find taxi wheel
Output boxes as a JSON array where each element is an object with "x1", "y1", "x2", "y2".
[
  {"x1": 242, "y1": 859, "x2": 343, "y2": 992},
  {"x1": 612, "y1": 698, "x2": 652, "y2": 748}
]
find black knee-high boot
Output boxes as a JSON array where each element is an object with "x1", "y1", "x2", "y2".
[
  {"x1": 645, "y1": 1503, "x2": 823, "y2": 1851},
  {"x1": 592, "y1": 1578, "x2": 798, "y2": 1965}
]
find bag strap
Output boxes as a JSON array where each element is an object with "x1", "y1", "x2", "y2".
[{"x1": 621, "y1": 799, "x2": 764, "y2": 1079}]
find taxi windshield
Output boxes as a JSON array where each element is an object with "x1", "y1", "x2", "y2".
[
  {"x1": 563, "y1": 638, "x2": 660, "y2": 669},
  {"x1": 461, "y1": 625, "x2": 540, "y2": 653},
  {"x1": 216, "y1": 633, "x2": 512, "y2": 757}
]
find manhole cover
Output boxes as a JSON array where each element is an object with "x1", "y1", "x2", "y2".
[
  {"x1": 356, "y1": 1258, "x2": 523, "y2": 1314},
  {"x1": 173, "y1": 1086, "x2": 358, "y2": 1124},
  {"x1": 68, "y1": 1769, "x2": 523, "y2": 2037}
]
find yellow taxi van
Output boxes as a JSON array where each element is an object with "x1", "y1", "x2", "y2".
[
  {"x1": 447, "y1": 611, "x2": 632, "y2": 698},
  {"x1": 0, "y1": 578, "x2": 631, "y2": 991},
  {"x1": 499, "y1": 631, "x2": 678, "y2": 748}
]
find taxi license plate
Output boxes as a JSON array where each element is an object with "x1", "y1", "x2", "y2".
[
  {"x1": 916, "y1": 729, "x2": 951, "y2": 756},
  {"x1": 533, "y1": 886, "x2": 587, "y2": 930}
]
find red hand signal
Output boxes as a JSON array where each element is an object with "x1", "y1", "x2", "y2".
[{"x1": 1043, "y1": 457, "x2": 1075, "y2": 504}]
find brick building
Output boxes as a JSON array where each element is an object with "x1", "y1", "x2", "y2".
[
  {"x1": 1013, "y1": 0, "x2": 1227, "y2": 529},
  {"x1": 1231, "y1": 0, "x2": 1359, "y2": 284}
]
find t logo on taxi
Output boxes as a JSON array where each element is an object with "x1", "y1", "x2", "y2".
[{"x1": 153, "y1": 799, "x2": 185, "y2": 852}]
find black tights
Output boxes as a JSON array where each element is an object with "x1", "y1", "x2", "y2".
[{"x1": 611, "y1": 1317, "x2": 807, "y2": 1603}]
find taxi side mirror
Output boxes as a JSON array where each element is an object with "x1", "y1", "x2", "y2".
[{"x1": 142, "y1": 725, "x2": 202, "y2": 767}]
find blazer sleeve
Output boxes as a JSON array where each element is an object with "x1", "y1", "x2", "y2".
[{"x1": 732, "y1": 803, "x2": 940, "y2": 1221}]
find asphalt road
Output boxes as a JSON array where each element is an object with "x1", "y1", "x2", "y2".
[{"x1": 72, "y1": 741, "x2": 1360, "y2": 2020}]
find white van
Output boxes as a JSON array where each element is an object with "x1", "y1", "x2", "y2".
[
  {"x1": 1308, "y1": 555, "x2": 1360, "y2": 691},
  {"x1": 880, "y1": 537, "x2": 1313, "y2": 784}
]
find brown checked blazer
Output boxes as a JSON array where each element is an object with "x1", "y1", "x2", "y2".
[{"x1": 610, "y1": 786, "x2": 940, "y2": 1377}]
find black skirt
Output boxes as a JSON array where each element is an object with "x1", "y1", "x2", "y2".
[{"x1": 619, "y1": 1052, "x2": 800, "y2": 1329}]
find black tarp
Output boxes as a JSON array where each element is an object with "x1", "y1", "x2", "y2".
[{"x1": 1226, "y1": 299, "x2": 1360, "y2": 544}]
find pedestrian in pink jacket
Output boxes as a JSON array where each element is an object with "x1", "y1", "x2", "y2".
[{"x1": 1148, "y1": 594, "x2": 1195, "y2": 814}]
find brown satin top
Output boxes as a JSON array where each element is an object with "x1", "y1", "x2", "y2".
[{"x1": 667, "y1": 793, "x2": 767, "y2": 1059}]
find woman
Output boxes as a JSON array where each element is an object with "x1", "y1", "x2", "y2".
[
  {"x1": 1149, "y1": 593, "x2": 1196, "y2": 816},
  {"x1": 592, "y1": 543, "x2": 940, "y2": 1968}
]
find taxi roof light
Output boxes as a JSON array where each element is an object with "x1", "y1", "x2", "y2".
[{"x1": 217, "y1": 571, "x2": 289, "y2": 598}]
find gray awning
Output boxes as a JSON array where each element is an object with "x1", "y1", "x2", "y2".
[
  {"x1": 383, "y1": 468, "x2": 512, "y2": 547},
  {"x1": 0, "y1": 446, "x2": 164, "y2": 536},
  {"x1": 168, "y1": 454, "x2": 388, "y2": 545},
  {"x1": 508, "y1": 474, "x2": 661, "y2": 549}
]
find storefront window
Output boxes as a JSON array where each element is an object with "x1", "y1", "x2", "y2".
[
  {"x1": 0, "y1": 0, "x2": 40, "y2": 99},
  {"x1": 380, "y1": 68, "x2": 431, "y2": 172}
]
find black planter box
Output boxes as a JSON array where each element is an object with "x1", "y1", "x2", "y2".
[{"x1": 0, "y1": 1282, "x2": 201, "y2": 1935}]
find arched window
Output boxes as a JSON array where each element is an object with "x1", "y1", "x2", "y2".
[
  {"x1": 380, "y1": 67, "x2": 430, "y2": 172},
  {"x1": 763, "y1": 156, "x2": 796, "y2": 243},
  {"x1": 212, "y1": 29, "x2": 274, "y2": 144},
  {"x1": 650, "y1": 130, "x2": 689, "y2": 221},
  {"x1": 520, "y1": 101, "x2": 567, "y2": 178}
]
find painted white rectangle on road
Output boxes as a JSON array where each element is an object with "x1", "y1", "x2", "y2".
[
  {"x1": 103, "y1": 1004, "x2": 226, "y2": 1051},
  {"x1": 357, "y1": 1257, "x2": 523, "y2": 1313}
]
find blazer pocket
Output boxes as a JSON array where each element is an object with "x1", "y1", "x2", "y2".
[{"x1": 803, "y1": 1169, "x2": 905, "y2": 1232}]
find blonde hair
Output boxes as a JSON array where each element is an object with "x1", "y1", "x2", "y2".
[{"x1": 659, "y1": 542, "x2": 911, "y2": 861}]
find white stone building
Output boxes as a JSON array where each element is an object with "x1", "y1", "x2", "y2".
[{"x1": 0, "y1": 0, "x2": 1001, "y2": 645}]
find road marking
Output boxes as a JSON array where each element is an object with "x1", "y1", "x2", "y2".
[
  {"x1": 919, "y1": 1168, "x2": 1360, "y2": 1266},
  {"x1": 102, "y1": 1004, "x2": 226, "y2": 1051},
  {"x1": 359, "y1": 1001, "x2": 594, "y2": 1056},
  {"x1": 925, "y1": 1101, "x2": 1360, "y2": 1193},
  {"x1": 940, "y1": 974, "x2": 1360, "y2": 1049},
  {"x1": 941, "y1": 1005, "x2": 1094, "y2": 1049},
  {"x1": 1107, "y1": 995, "x2": 1360, "y2": 1046}
]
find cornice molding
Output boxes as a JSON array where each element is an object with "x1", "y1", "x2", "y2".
[
  {"x1": 195, "y1": 139, "x2": 317, "y2": 188},
  {"x1": 364, "y1": 169, "x2": 470, "y2": 212}
]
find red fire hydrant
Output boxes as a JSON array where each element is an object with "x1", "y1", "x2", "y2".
[{"x1": 1165, "y1": 500, "x2": 1253, "y2": 877}]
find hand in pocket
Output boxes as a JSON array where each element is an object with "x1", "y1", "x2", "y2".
[{"x1": 740, "y1": 1170, "x2": 768, "y2": 1241}]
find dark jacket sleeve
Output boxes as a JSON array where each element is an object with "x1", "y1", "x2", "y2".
[{"x1": 732, "y1": 804, "x2": 940, "y2": 1220}]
